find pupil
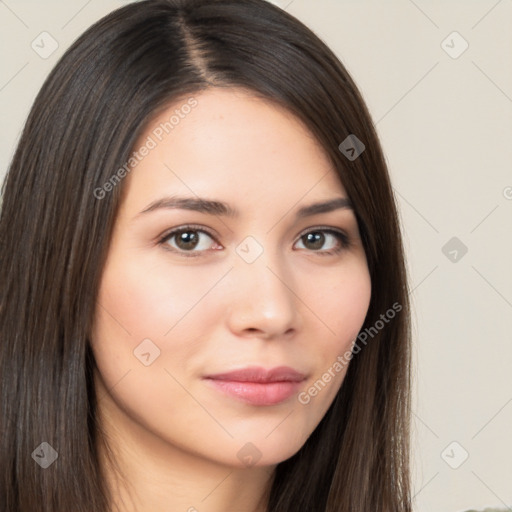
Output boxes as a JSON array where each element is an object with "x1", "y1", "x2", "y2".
[
  {"x1": 305, "y1": 232, "x2": 324, "y2": 250},
  {"x1": 176, "y1": 231, "x2": 198, "y2": 250}
]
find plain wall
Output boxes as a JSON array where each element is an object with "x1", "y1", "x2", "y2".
[{"x1": 1, "y1": 1, "x2": 511, "y2": 511}]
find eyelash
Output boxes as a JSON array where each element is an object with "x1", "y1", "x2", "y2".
[{"x1": 157, "y1": 224, "x2": 351, "y2": 258}]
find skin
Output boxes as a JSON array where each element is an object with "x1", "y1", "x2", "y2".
[{"x1": 90, "y1": 87, "x2": 372, "y2": 512}]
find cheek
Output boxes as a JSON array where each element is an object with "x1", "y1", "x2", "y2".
[
  {"x1": 89, "y1": 251, "x2": 227, "y2": 396},
  {"x1": 93, "y1": 252, "x2": 219, "y2": 341},
  {"x1": 305, "y1": 260, "x2": 371, "y2": 353},
  {"x1": 89, "y1": 256, "x2": 221, "y2": 432},
  {"x1": 293, "y1": 262, "x2": 371, "y2": 418}
]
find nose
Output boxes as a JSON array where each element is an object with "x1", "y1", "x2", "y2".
[{"x1": 224, "y1": 249, "x2": 302, "y2": 339}]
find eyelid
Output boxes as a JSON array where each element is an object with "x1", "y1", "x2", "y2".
[
  {"x1": 160, "y1": 223, "x2": 217, "y2": 239},
  {"x1": 296, "y1": 225, "x2": 348, "y2": 241}
]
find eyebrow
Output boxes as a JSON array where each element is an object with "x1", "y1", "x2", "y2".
[{"x1": 136, "y1": 195, "x2": 353, "y2": 219}]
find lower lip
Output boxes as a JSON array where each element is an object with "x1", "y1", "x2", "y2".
[{"x1": 204, "y1": 378, "x2": 304, "y2": 406}]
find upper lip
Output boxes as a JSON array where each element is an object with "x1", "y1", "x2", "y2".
[{"x1": 204, "y1": 365, "x2": 307, "y2": 383}]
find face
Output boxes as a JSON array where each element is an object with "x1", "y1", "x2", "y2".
[{"x1": 90, "y1": 87, "x2": 371, "y2": 469}]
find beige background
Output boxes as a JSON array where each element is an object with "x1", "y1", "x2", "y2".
[{"x1": 1, "y1": 1, "x2": 511, "y2": 511}]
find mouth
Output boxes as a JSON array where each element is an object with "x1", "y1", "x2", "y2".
[{"x1": 202, "y1": 365, "x2": 307, "y2": 406}]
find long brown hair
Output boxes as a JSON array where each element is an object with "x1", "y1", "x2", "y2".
[{"x1": 0, "y1": 1, "x2": 412, "y2": 510}]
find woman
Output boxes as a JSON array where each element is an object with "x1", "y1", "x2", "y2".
[{"x1": 0, "y1": 0, "x2": 412, "y2": 510}]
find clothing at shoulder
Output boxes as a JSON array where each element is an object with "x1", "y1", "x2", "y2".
[{"x1": 463, "y1": 508, "x2": 511, "y2": 512}]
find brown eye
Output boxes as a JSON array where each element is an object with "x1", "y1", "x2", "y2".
[
  {"x1": 302, "y1": 232, "x2": 326, "y2": 250},
  {"x1": 159, "y1": 226, "x2": 219, "y2": 256},
  {"x1": 295, "y1": 228, "x2": 350, "y2": 255},
  {"x1": 174, "y1": 230, "x2": 201, "y2": 250}
]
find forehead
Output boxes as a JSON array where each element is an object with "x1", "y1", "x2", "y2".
[{"x1": 120, "y1": 87, "x2": 346, "y2": 212}]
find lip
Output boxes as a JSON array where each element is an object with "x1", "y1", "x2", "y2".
[
  {"x1": 204, "y1": 365, "x2": 307, "y2": 383},
  {"x1": 203, "y1": 366, "x2": 307, "y2": 406}
]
